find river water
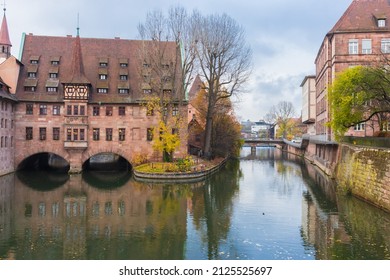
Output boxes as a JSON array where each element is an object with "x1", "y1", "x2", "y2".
[{"x1": 0, "y1": 147, "x2": 389, "y2": 260}]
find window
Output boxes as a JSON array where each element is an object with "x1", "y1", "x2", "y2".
[
  {"x1": 30, "y1": 59, "x2": 39, "y2": 64},
  {"x1": 73, "y1": 105, "x2": 79, "y2": 115},
  {"x1": 49, "y1": 73, "x2": 58, "y2": 78},
  {"x1": 73, "y1": 128, "x2": 78, "y2": 141},
  {"x1": 362, "y1": 39, "x2": 372, "y2": 54},
  {"x1": 348, "y1": 39, "x2": 358, "y2": 54},
  {"x1": 66, "y1": 128, "x2": 72, "y2": 141},
  {"x1": 119, "y1": 128, "x2": 126, "y2": 141},
  {"x1": 26, "y1": 104, "x2": 33, "y2": 115},
  {"x1": 118, "y1": 106, "x2": 126, "y2": 116},
  {"x1": 106, "y1": 106, "x2": 113, "y2": 116},
  {"x1": 67, "y1": 105, "x2": 72, "y2": 115},
  {"x1": 106, "y1": 128, "x2": 113, "y2": 141},
  {"x1": 147, "y1": 128, "x2": 153, "y2": 141},
  {"x1": 93, "y1": 106, "x2": 100, "y2": 116},
  {"x1": 28, "y1": 72, "x2": 36, "y2": 78},
  {"x1": 47, "y1": 87, "x2": 58, "y2": 92},
  {"x1": 97, "y1": 88, "x2": 108, "y2": 93},
  {"x1": 381, "y1": 39, "x2": 390, "y2": 53},
  {"x1": 120, "y1": 75, "x2": 128, "y2": 80},
  {"x1": 80, "y1": 105, "x2": 85, "y2": 115},
  {"x1": 172, "y1": 105, "x2": 179, "y2": 116},
  {"x1": 39, "y1": 127, "x2": 46, "y2": 140},
  {"x1": 354, "y1": 123, "x2": 365, "y2": 131},
  {"x1": 53, "y1": 127, "x2": 60, "y2": 140},
  {"x1": 26, "y1": 127, "x2": 33, "y2": 140},
  {"x1": 24, "y1": 86, "x2": 36, "y2": 92},
  {"x1": 80, "y1": 129, "x2": 85, "y2": 141},
  {"x1": 143, "y1": 89, "x2": 152, "y2": 94},
  {"x1": 53, "y1": 105, "x2": 60, "y2": 115},
  {"x1": 99, "y1": 62, "x2": 108, "y2": 67},
  {"x1": 99, "y1": 74, "x2": 108, "y2": 80},
  {"x1": 39, "y1": 104, "x2": 47, "y2": 115},
  {"x1": 93, "y1": 128, "x2": 100, "y2": 140},
  {"x1": 120, "y1": 63, "x2": 128, "y2": 67},
  {"x1": 378, "y1": 19, "x2": 386, "y2": 27},
  {"x1": 51, "y1": 60, "x2": 59, "y2": 65},
  {"x1": 118, "y1": 88, "x2": 129, "y2": 94}
]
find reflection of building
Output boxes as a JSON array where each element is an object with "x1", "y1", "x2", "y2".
[
  {"x1": 5, "y1": 174, "x2": 189, "y2": 259},
  {"x1": 0, "y1": 173, "x2": 15, "y2": 259},
  {"x1": 300, "y1": 163, "x2": 351, "y2": 259}
]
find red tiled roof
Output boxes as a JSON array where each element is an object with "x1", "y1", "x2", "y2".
[
  {"x1": 16, "y1": 34, "x2": 182, "y2": 103},
  {"x1": 330, "y1": 0, "x2": 390, "y2": 34},
  {"x1": 0, "y1": 13, "x2": 12, "y2": 46}
]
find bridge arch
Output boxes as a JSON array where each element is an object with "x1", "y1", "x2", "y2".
[
  {"x1": 17, "y1": 152, "x2": 70, "y2": 172},
  {"x1": 82, "y1": 148, "x2": 133, "y2": 172}
]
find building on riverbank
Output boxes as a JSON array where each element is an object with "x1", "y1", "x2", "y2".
[
  {"x1": 0, "y1": 10, "x2": 18, "y2": 176},
  {"x1": 302, "y1": 0, "x2": 390, "y2": 173},
  {"x1": 12, "y1": 30, "x2": 187, "y2": 173}
]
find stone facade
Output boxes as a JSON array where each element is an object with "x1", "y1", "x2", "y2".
[
  {"x1": 335, "y1": 144, "x2": 390, "y2": 212},
  {"x1": 0, "y1": 79, "x2": 16, "y2": 176}
]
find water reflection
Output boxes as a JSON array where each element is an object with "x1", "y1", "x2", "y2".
[{"x1": 0, "y1": 147, "x2": 389, "y2": 260}]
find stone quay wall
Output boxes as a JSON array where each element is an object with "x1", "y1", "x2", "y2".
[{"x1": 335, "y1": 144, "x2": 390, "y2": 212}]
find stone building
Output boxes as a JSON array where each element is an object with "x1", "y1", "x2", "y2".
[
  {"x1": 0, "y1": 10, "x2": 17, "y2": 176},
  {"x1": 14, "y1": 31, "x2": 188, "y2": 173},
  {"x1": 306, "y1": 0, "x2": 390, "y2": 174}
]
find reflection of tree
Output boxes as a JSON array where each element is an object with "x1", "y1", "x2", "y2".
[{"x1": 190, "y1": 159, "x2": 241, "y2": 259}]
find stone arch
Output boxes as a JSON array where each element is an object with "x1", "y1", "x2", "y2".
[
  {"x1": 82, "y1": 147, "x2": 132, "y2": 166},
  {"x1": 15, "y1": 147, "x2": 70, "y2": 170},
  {"x1": 81, "y1": 147, "x2": 133, "y2": 172}
]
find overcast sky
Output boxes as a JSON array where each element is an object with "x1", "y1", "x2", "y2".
[{"x1": 5, "y1": 0, "x2": 352, "y2": 121}]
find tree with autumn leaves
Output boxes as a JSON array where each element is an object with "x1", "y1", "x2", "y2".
[{"x1": 191, "y1": 84, "x2": 243, "y2": 158}]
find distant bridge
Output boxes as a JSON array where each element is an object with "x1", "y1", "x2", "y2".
[{"x1": 242, "y1": 138, "x2": 285, "y2": 147}]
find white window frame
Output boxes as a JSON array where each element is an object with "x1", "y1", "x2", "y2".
[
  {"x1": 381, "y1": 39, "x2": 390, "y2": 53},
  {"x1": 348, "y1": 39, "x2": 359, "y2": 55},
  {"x1": 362, "y1": 39, "x2": 372, "y2": 54},
  {"x1": 354, "y1": 123, "x2": 365, "y2": 131}
]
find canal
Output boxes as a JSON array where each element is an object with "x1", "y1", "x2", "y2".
[{"x1": 0, "y1": 147, "x2": 389, "y2": 260}]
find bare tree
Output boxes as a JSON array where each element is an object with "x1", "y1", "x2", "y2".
[
  {"x1": 194, "y1": 13, "x2": 252, "y2": 158},
  {"x1": 137, "y1": 6, "x2": 197, "y2": 161},
  {"x1": 266, "y1": 101, "x2": 296, "y2": 139}
]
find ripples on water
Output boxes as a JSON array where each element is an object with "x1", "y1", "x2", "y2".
[{"x1": 0, "y1": 147, "x2": 389, "y2": 260}]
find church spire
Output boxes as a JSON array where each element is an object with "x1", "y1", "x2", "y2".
[{"x1": 0, "y1": 2, "x2": 12, "y2": 61}]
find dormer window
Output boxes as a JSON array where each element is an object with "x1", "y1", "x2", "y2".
[
  {"x1": 99, "y1": 58, "x2": 108, "y2": 67},
  {"x1": 119, "y1": 58, "x2": 128, "y2": 68},
  {"x1": 30, "y1": 55, "x2": 40, "y2": 64},
  {"x1": 50, "y1": 56, "x2": 60, "y2": 65},
  {"x1": 378, "y1": 19, "x2": 386, "y2": 27}
]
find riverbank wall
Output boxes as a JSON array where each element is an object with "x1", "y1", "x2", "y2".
[
  {"x1": 335, "y1": 144, "x2": 390, "y2": 212},
  {"x1": 285, "y1": 140, "x2": 390, "y2": 212}
]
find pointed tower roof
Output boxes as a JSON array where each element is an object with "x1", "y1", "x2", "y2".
[
  {"x1": 0, "y1": 10, "x2": 11, "y2": 47},
  {"x1": 65, "y1": 33, "x2": 90, "y2": 84},
  {"x1": 329, "y1": 0, "x2": 390, "y2": 34}
]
